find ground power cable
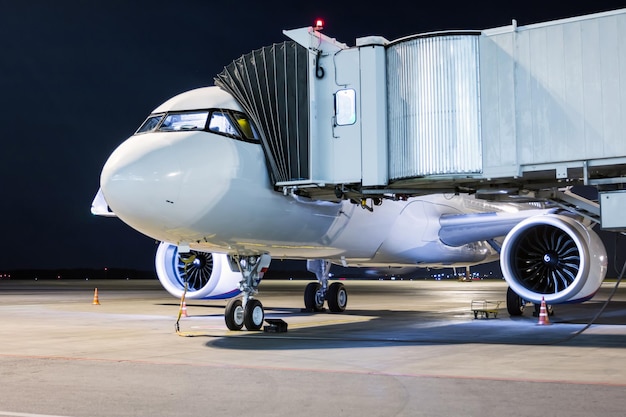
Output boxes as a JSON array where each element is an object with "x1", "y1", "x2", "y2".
[{"x1": 549, "y1": 255, "x2": 626, "y2": 345}]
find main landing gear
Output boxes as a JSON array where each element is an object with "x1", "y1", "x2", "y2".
[
  {"x1": 305, "y1": 259, "x2": 348, "y2": 313},
  {"x1": 506, "y1": 287, "x2": 554, "y2": 317},
  {"x1": 224, "y1": 257, "x2": 348, "y2": 331},
  {"x1": 224, "y1": 254, "x2": 271, "y2": 331},
  {"x1": 506, "y1": 287, "x2": 526, "y2": 316}
]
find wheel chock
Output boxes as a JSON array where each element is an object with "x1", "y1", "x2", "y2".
[
  {"x1": 300, "y1": 307, "x2": 326, "y2": 313},
  {"x1": 264, "y1": 318, "x2": 288, "y2": 333}
]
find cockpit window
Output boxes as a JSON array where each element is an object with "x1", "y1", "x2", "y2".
[
  {"x1": 134, "y1": 109, "x2": 260, "y2": 143},
  {"x1": 136, "y1": 114, "x2": 164, "y2": 134},
  {"x1": 208, "y1": 111, "x2": 238, "y2": 135},
  {"x1": 232, "y1": 112, "x2": 260, "y2": 140},
  {"x1": 160, "y1": 111, "x2": 209, "y2": 131}
]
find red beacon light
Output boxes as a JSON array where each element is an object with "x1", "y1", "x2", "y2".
[{"x1": 314, "y1": 19, "x2": 324, "y2": 31}]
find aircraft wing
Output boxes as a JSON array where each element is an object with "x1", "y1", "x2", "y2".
[{"x1": 438, "y1": 208, "x2": 555, "y2": 247}]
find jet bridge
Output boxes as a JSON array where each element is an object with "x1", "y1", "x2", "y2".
[{"x1": 215, "y1": 8, "x2": 626, "y2": 230}]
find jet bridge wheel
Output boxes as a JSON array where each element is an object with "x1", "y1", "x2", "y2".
[
  {"x1": 304, "y1": 282, "x2": 325, "y2": 312},
  {"x1": 327, "y1": 282, "x2": 347, "y2": 312},
  {"x1": 225, "y1": 299, "x2": 245, "y2": 330},
  {"x1": 506, "y1": 287, "x2": 525, "y2": 316}
]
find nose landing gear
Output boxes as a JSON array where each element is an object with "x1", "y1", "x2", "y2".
[{"x1": 224, "y1": 254, "x2": 271, "y2": 331}]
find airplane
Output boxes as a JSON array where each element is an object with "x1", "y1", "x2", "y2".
[{"x1": 92, "y1": 84, "x2": 607, "y2": 331}]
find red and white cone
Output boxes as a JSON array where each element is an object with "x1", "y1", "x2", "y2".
[
  {"x1": 181, "y1": 301, "x2": 188, "y2": 318},
  {"x1": 537, "y1": 297, "x2": 551, "y2": 325}
]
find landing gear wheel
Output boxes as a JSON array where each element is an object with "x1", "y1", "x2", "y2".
[
  {"x1": 304, "y1": 282, "x2": 325, "y2": 312},
  {"x1": 327, "y1": 282, "x2": 347, "y2": 312},
  {"x1": 225, "y1": 298, "x2": 244, "y2": 330},
  {"x1": 506, "y1": 287, "x2": 525, "y2": 316},
  {"x1": 243, "y1": 299, "x2": 264, "y2": 331}
]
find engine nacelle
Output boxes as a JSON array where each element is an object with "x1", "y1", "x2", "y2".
[
  {"x1": 501, "y1": 214, "x2": 607, "y2": 304},
  {"x1": 155, "y1": 242, "x2": 242, "y2": 299}
]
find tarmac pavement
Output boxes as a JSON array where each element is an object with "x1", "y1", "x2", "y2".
[{"x1": 0, "y1": 278, "x2": 625, "y2": 416}]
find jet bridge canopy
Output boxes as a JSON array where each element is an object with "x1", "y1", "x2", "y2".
[
  {"x1": 214, "y1": 41, "x2": 310, "y2": 185},
  {"x1": 215, "y1": 9, "x2": 626, "y2": 205}
]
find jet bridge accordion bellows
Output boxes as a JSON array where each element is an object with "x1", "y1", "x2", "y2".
[{"x1": 215, "y1": 41, "x2": 310, "y2": 185}]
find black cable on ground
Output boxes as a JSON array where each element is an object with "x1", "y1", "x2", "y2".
[{"x1": 552, "y1": 257, "x2": 626, "y2": 344}]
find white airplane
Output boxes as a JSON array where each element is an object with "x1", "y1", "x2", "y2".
[{"x1": 92, "y1": 86, "x2": 607, "y2": 331}]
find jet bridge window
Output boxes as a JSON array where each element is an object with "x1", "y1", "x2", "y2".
[{"x1": 335, "y1": 89, "x2": 357, "y2": 126}]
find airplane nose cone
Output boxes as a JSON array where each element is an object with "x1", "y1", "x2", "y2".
[{"x1": 100, "y1": 135, "x2": 182, "y2": 230}]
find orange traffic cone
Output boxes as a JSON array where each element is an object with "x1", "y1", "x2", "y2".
[
  {"x1": 537, "y1": 297, "x2": 550, "y2": 325},
  {"x1": 92, "y1": 288, "x2": 100, "y2": 305},
  {"x1": 181, "y1": 301, "x2": 188, "y2": 318}
]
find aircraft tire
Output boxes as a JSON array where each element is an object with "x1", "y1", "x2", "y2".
[
  {"x1": 304, "y1": 282, "x2": 325, "y2": 312},
  {"x1": 244, "y1": 299, "x2": 264, "y2": 331},
  {"x1": 506, "y1": 287, "x2": 525, "y2": 316},
  {"x1": 327, "y1": 282, "x2": 347, "y2": 313},
  {"x1": 225, "y1": 298, "x2": 245, "y2": 330}
]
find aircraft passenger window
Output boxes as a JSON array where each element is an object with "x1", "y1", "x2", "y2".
[
  {"x1": 136, "y1": 114, "x2": 164, "y2": 134},
  {"x1": 159, "y1": 111, "x2": 209, "y2": 131},
  {"x1": 208, "y1": 111, "x2": 238, "y2": 136}
]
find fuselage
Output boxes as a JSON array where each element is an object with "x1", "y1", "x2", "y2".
[{"x1": 100, "y1": 87, "x2": 499, "y2": 267}]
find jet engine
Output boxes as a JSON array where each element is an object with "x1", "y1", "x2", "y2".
[
  {"x1": 155, "y1": 242, "x2": 242, "y2": 299},
  {"x1": 500, "y1": 214, "x2": 607, "y2": 304}
]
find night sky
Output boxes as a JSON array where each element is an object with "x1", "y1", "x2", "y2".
[{"x1": 1, "y1": 1, "x2": 624, "y2": 271}]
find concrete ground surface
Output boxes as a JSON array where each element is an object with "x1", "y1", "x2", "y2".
[{"x1": 0, "y1": 278, "x2": 625, "y2": 416}]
